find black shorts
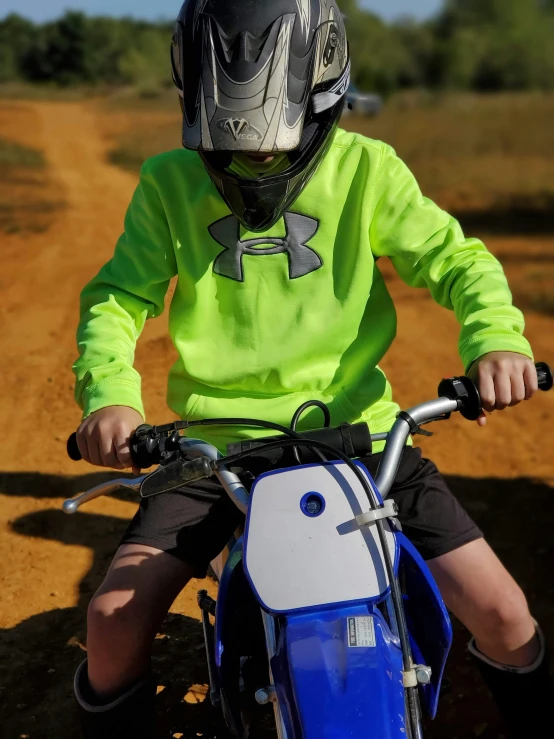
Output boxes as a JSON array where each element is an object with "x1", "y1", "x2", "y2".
[{"x1": 122, "y1": 447, "x2": 483, "y2": 578}]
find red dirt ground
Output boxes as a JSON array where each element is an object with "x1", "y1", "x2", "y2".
[{"x1": 0, "y1": 100, "x2": 553, "y2": 739}]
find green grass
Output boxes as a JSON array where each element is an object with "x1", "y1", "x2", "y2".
[
  {"x1": 108, "y1": 119, "x2": 181, "y2": 172},
  {"x1": 103, "y1": 85, "x2": 178, "y2": 111},
  {"x1": 343, "y1": 91, "x2": 554, "y2": 217},
  {"x1": 0, "y1": 82, "x2": 102, "y2": 102},
  {"x1": 0, "y1": 137, "x2": 45, "y2": 169},
  {"x1": 0, "y1": 136, "x2": 62, "y2": 234}
]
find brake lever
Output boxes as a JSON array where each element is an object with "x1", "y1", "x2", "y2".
[{"x1": 62, "y1": 475, "x2": 146, "y2": 514}]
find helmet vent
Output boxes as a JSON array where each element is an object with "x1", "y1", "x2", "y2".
[{"x1": 216, "y1": 23, "x2": 271, "y2": 64}]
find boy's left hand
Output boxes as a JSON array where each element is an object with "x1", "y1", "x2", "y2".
[{"x1": 468, "y1": 352, "x2": 538, "y2": 427}]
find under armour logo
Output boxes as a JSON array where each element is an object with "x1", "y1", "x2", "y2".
[{"x1": 209, "y1": 212, "x2": 322, "y2": 282}]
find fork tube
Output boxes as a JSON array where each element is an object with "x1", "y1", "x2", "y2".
[{"x1": 199, "y1": 592, "x2": 220, "y2": 707}]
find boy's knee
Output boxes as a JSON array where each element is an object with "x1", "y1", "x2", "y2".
[
  {"x1": 87, "y1": 590, "x2": 142, "y2": 650},
  {"x1": 479, "y1": 584, "x2": 532, "y2": 640}
]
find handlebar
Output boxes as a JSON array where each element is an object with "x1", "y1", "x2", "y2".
[
  {"x1": 66, "y1": 362, "x2": 553, "y2": 466},
  {"x1": 62, "y1": 362, "x2": 552, "y2": 513},
  {"x1": 537, "y1": 362, "x2": 553, "y2": 392}
]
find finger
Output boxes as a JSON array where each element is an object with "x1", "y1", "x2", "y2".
[
  {"x1": 524, "y1": 362, "x2": 539, "y2": 399},
  {"x1": 110, "y1": 441, "x2": 126, "y2": 470},
  {"x1": 99, "y1": 431, "x2": 124, "y2": 469},
  {"x1": 477, "y1": 414, "x2": 487, "y2": 427},
  {"x1": 510, "y1": 372, "x2": 526, "y2": 407},
  {"x1": 113, "y1": 428, "x2": 133, "y2": 469},
  {"x1": 84, "y1": 429, "x2": 104, "y2": 467},
  {"x1": 76, "y1": 430, "x2": 91, "y2": 464},
  {"x1": 478, "y1": 371, "x2": 496, "y2": 412},
  {"x1": 494, "y1": 371, "x2": 512, "y2": 410}
]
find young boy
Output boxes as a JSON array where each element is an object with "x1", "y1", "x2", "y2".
[{"x1": 72, "y1": 1, "x2": 551, "y2": 737}]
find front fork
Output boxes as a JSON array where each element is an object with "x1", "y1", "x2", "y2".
[{"x1": 198, "y1": 589, "x2": 289, "y2": 739}]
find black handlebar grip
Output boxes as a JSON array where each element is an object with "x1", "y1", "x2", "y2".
[
  {"x1": 67, "y1": 433, "x2": 82, "y2": 461},
  {"x1": 536, "y1": 362, "x2": 553, "y2": 392},
  {"x1": 66, "y1": 425, "x2": 159, "y2": 467}
]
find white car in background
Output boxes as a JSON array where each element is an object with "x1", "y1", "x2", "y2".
[{"x1": 345, "y1": 84, "x2": 383, "y2": 116}]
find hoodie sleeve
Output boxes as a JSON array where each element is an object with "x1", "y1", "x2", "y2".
[
  {"x1": 73, "y1": 159, "x2": 177, "y2": 420},
  {"x1": 370, "y1": 144, "x2": 533, "y2": 370}
]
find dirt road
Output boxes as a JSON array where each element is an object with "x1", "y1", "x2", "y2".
[{"x1": 0, "y1": 101, "x2": 553, "y2": 738}]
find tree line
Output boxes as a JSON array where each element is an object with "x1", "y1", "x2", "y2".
[{"x1": 1, "y1": 0, "x2": 554, "y2": 93}]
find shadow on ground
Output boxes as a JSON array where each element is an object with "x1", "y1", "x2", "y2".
[
  {"x1": 1, "y1": 470, "x2": 553, "y2": 738},
  {"x1": 453, "y1": 195, "x2": 554, "y2": 236}
]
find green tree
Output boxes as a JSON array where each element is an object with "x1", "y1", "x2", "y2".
[
  {"x1": 393, "y1": 19, "x2": 436, "y2": 88},
  {"x1": 340, "y1": 0, "x2": 410, "y2": 93},
  {"x1": 22, "y1": 12, "x2": 90, "y2": 84},
  {"x1": 0, "y1": 14, "x2": 35, "y2": 82},
  {"x1": 433, "y1": 0, "x2": 554, "y2": 90},
  {"x1": 118, "y1": 26, "x2": 171, "y2": 89}
]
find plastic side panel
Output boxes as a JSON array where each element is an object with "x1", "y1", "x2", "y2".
[
  {"x1": 397, "y1": 533, "x2": 453, "y2": 719},
  {"x1": 273, "y1": 605, "x2": 406, "y2": 739}
]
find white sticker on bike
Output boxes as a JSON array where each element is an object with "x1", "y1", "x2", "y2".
[{"x1": 348, "y1": 616, "x2": 376, "y2": 648}]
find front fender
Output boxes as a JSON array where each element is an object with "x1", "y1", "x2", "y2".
[{"x1": 272, "y1": 605, "x2": 406, "y2": 739}]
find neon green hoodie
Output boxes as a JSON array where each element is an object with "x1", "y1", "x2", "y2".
[{"x1": 74, "y1": 129, "x2": 532, "y2": 451}]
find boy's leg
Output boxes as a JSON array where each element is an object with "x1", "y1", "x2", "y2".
[
  {"x1": 427, "y1": 539, "x2": 537, "y2": 667},
  {"x1": 427, "y1": 539, "x2": 551, "y2": 737},
  {"x1": 87, "y1": 543, "x2": 195, "y2": 696},
  {"x1": 75, "y1": 543, "x2": 194, "y2": 739},
  {"x1": 76, "y1": 477, "x2": 244, "y2": 738}
]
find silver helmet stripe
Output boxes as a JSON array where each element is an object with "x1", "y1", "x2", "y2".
[
  {"x1": 261, "y1": 19, "x2": 292, "y2": 149},
  {"x1": 200, "y1": 79, "x2": 214, "y2": 150},
  {"x1": 312, "y1": 59, "x2": 350, "y2": 114},
  {"x1": 295, "y1": 0, "x2": 311, "y2": 40}
]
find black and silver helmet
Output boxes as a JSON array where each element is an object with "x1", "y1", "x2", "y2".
[{"x1": 172, "y1": 0, "x2": 350, "y2": 231}]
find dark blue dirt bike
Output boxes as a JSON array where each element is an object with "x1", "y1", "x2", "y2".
[{"x1": 65, "y1": 363, "x2": 553, "y2": 738}]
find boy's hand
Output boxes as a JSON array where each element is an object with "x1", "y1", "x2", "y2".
[
  {"x1": 468, "y1": 352, "x2": 538, "y2": 427},
  {"x1": 76, "y1": 406, "x2": 144, "y2": 474}
]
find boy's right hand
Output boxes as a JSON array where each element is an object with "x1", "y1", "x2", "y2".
[{"x1": 76, "y1": 406, "x2": 144, "y2": 474}]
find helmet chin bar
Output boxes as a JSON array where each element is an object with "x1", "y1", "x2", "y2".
[{"x1": 200, "y1": 98, "x2": 345, "y2": 232}]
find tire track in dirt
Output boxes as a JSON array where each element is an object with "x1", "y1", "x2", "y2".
[
  {"x1": 0, "y1": 101, "x2": 208, "y2": 630},
  {"x1": 1, "y1": 102, "x2": 139, "y2": 469}
]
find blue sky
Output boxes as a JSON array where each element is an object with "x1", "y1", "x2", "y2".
[{"x1": 1, "y1": 1, "x2": 443, "y2": 24}]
